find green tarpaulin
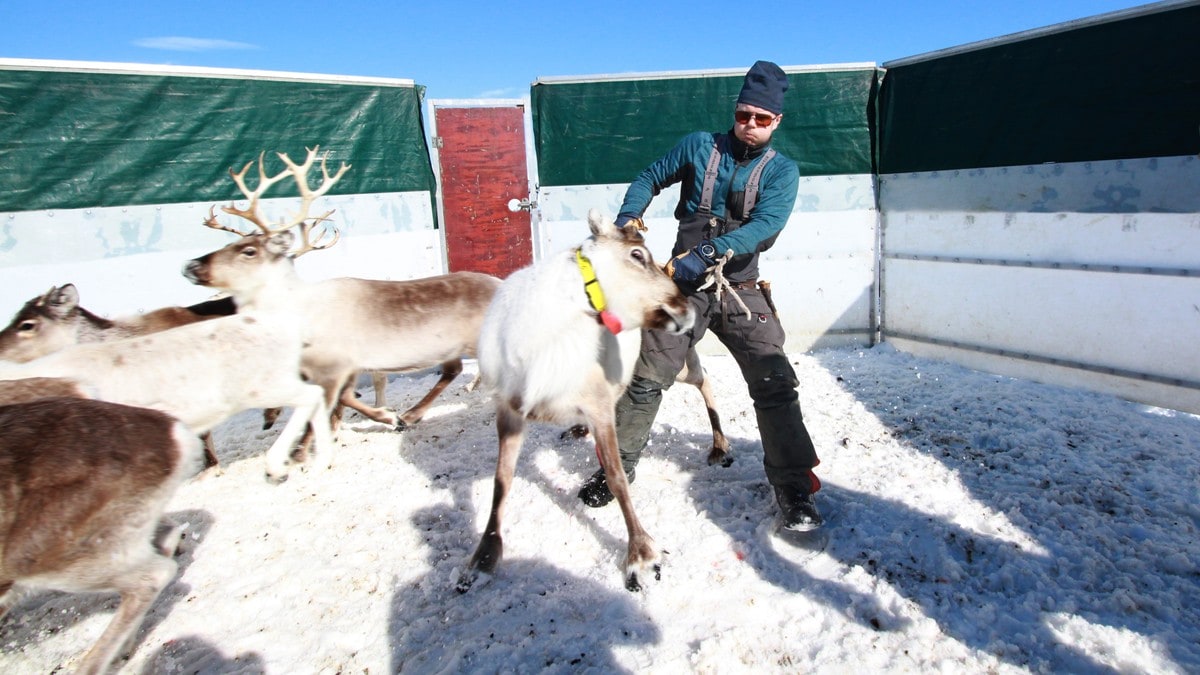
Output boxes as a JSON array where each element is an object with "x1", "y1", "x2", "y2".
[
  {"x1": 878, "y1": 3, "x2": 1200, "y2": 174},
  {"x1": 0, "y1": 68, "x2": 435, "y2": 212},
  {"x1": 531, "y1": 66, "x2": 878, "y2": 187}
]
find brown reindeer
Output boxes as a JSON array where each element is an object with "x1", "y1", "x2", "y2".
[
  {"x1": 182, "y1": 146, "x2": 500, "y2": 444},
  {"x1": 0, "y1": 397, "x2": 203, "y2": 675},
  {"x1": 457, "y1": 209, "x2": 696, "y2": 593},
  {"x1": 0, "y1": 285, "x2": 236, "y2": 468},
  {"x1": 0, "y1": 376, "x2": 92, "y2": 403}
]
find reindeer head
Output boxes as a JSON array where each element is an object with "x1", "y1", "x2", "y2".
[
  {"x1": 183, "y1": 230, "x2": 297, "y2": 292},
  {"x1": 183, "y1": 147, "x2": 349, "y2": 298},
  {"x1": 580, "y1": 209, "x2": 695, "y2": 335},
  {"x1": 0, "y1": 285, "x2": 87, "y2": 362}
]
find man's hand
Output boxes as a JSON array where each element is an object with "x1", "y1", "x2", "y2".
[{"x1": 666, "y1": 241, "x2": 718, "y2": 288}]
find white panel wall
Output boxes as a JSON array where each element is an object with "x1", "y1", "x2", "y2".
[
  {"x1": 0, "y1": 192, "x2": 442, "y2": 318},
  {"x1": 879, "y1": 155, "x2": 1200, "y2": 414},
  {"x1": 536, "y1": 174, "x2": 878, "y2": 355}
]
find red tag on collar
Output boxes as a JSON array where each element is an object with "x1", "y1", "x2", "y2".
[{"x1": 599, "y1": 309, "x2": 623, "y2": 334}]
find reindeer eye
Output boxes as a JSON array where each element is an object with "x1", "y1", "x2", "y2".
[
  {"x1": 18, "y1": 320, "x2": 36, "y2": 332},
  {"x1": 240, "y1": 246, "x2": 259, "y2": 259},
  {"x1": 630, "y1": 248, "x2": 648, "y2": 264}
]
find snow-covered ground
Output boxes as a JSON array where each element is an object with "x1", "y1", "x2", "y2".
[{"x1": 2, "y1": 344, "x2": 1198, "y2": 674}]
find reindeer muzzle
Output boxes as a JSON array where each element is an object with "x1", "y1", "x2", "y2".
[
  {"x1": 649, "y1": 301, "x2": 696, "y2": 335},
  {"x1": 182, "y1": 258, "x2": 210, "y2": 286}
]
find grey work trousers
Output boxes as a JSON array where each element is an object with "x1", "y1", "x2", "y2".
[{"x1": 614, "y1": 284, "x2": 821, "y2": 492}]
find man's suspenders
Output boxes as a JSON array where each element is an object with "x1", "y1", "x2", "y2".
[{"x1": 696, "y1": 139, "x2": 776, "y2": 220}]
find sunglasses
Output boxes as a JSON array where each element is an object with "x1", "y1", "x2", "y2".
[{"x1": 734, "y1": 110, "x2": 778, "y2": 126}]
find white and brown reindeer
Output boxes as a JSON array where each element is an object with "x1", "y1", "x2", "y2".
[
  {"x1": 561, "y1": 218, "x2": 731, "y2": 466},
  {"x1": 0, "y1": 396, "x2": 203, "y2": 675},
  {"x1": 0, "y1": 284, "x2": 236, "y2": 364},
  {"x1": 0, "y1": 284, "x2": 238, "y2": 468},
  {"x1": 182, "y1": 146, "x2": 501, "y2": 443},
  {"x1": 457, "y1": 209, "x2": 697, "y2": 593}
]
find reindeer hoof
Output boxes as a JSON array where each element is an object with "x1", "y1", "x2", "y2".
[
  {"x1": 455, "y1": 571, "x2": 478, "y2": 594},
  {"x1": 153, "y1": 520, "x2": 187, "y2": 557},
  {"x1": 625, "y1": 567, "x2": 660, "y2": 592},
  {"x1": 561, "y1": 424, "x2": 589, "y2": 441},
  {"x1": 624, "y1": 558, "x2": 664, "y2": 592},
  {"x1": 394, "y1": 420, "x2": 410, "y2": 432},
  {"x1": 707, "y1": 449, "x2": 733, "y2": 467}
]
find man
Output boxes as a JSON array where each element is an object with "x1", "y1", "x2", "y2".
[{"x1": 577, "y1": 60, "x2": 824, "y2": 531}]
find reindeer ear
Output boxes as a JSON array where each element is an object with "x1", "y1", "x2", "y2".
[
  {"x1": 586, "y1": 208, "x2": 621, "y2": 238},
  {"x1": 586, "y1": 208, "x2": 605, "y2": 236},
  {"x1": 46, "y1": 284, "x2": 80, "y2": 317}
]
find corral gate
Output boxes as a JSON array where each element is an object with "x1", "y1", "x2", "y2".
[{"x1": 429, "y1": 101, "x2": 536, "y2": 279}]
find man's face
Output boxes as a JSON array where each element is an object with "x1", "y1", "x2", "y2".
[{"x1": 733, "y1": 104, "x2": 781, "y2": 148}]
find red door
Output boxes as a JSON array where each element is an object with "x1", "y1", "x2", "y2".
[{"x1": 433, "y1": 104, "x2": 533, "y2": 278}]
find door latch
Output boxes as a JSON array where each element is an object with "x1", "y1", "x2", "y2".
[{"x1": 507, "y1": 198, "x2": 537, "y2": 212}]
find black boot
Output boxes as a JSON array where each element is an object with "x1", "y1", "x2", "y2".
[
  {"x1": 774, "y1": 484, "x2": 823, "y2": 532},
  {"x1": 577, "y1": 466, "x2": 635, "y2": 508}
]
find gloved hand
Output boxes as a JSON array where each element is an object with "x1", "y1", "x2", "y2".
[
  {"x1": 666, "y1": 241, "x2": 718, "y2": 289},
  {"x1": 614, "y1": 214, "x2": 635, "y2": 228}
]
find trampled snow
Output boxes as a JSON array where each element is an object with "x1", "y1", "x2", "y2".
[{"x1": 2, "y1": 344, "x2": 1198, "y2": 673}]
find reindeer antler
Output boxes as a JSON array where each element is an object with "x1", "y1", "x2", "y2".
[
  {"x1": 291, "y1": 213, "x2": 342, "y2": 257},
  {"x1": 697, "y1": 250, "x2": 752, "y2": 321},
  {"x1": 276, "y1": 146, "x2": 351, "y2": 255},
  {"x1": 203, "y1": 145, "x2": 351, "y2": 255}
]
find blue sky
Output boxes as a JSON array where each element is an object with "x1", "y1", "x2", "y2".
[{"x1": 1, "y1": 1, "x2": 1161, "y2": 98}]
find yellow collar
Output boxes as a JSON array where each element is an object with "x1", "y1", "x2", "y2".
[{"x1": 575, "y1": 248, "x2": 622, "y2": 334}]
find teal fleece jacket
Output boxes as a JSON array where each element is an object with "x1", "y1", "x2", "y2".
[{"x1": 616, "y1": 130, "x2": 799, "y2": 257}]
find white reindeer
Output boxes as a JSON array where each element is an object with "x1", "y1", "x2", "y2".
[
  {"x1": 457, "y1": 209, "x2": 696, "y2": 593},
  {"x1": 0, "y1": 284, "x2": 239, "y2": 468},
  {"x1": 562, "y1": 216, "x2": 732, "y2": 466},
  {"x1": 0, "y1": 397, "x2": 203, "y2": 675},
  {"x1": 0, "y1": 311, "x2": 333, "y2": 481},
  {"x1": 182, "y1": 147, "x2": 500, "y2": 441}
]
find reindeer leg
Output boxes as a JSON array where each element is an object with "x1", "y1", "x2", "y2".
[
  {"x1": 199, "y1": 432, "x2": 221, "y2": 470},
  {"x1": 372, "y1": 372, "x2": 388, "y2": 407},
  {"x1": 292, "y1": 375, "x2": 349, "y2": 464},
  {"x1": 338, "y1": 385, "x2": 399, "y2": 428},
  {"x1": 591, "y1": 415, "x2": 661, "y2": 591},
  {"x1": 264, "y1": 383, "x2": 331, "y2": 481},
  {"x1": 0, "y1": 581, "x2": 14, "y2": 620},
  {"x1": 696, "y1": 373, "x2": 732, "y2": 467},
  {"x1": 73, "y1": 549, "x2": 176, "y2": 675},
  {"x1": 396, "y1": 359, "x2": 463, "y2": 430},
  {"x1": 457, "y1": 404, "x2": 525, "y2": 593},
  {"x1": 679, "y1": 349, "x2": 731, "y2": 467},
  {"x1": 323, "y1": 370, "x2": 400, "y2": 429}
]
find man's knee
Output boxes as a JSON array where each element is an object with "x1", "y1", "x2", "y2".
[
  {"x1": 625, "y1": 375, "x2": 665, "y2": 404},
  {"x1": 743, "y1": 353, "x2": 799, "y2": 406}
]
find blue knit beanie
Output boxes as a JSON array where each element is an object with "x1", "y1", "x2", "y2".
[{"x1": 737, "y1": 60, "x2": 789, "y2": 115}]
